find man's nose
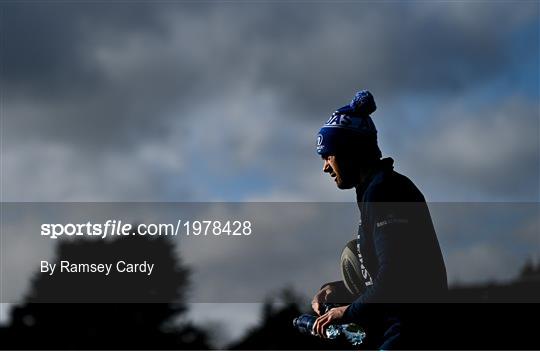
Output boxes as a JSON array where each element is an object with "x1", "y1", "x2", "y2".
[{"x1": 323, "y1": 161, "x2": 332, "y2": 173}]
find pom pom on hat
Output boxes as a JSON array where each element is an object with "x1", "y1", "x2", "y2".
[{"x1": 349, "y1": 90, "x2": 376, "y2": 115}]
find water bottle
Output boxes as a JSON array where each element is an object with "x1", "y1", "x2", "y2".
[{"x1": 292, "y1": 313, "x2": 366, "y2": 345}]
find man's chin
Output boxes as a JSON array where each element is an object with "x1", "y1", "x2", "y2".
[{"x1": 336, "y1": 180, "x2": 355, "y2": 190}]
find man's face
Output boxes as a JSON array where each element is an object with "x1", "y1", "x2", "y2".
[{"x1": 322, "y1": 154, "x2": 359, "y2": 189}]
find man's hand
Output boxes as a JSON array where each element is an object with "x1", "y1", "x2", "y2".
[
  {"x1": 313, "y1": 305, "x2": 349, "y2": 338},
  {"x1": 311, "y1": 284, "x2": 337, "y2": 316}
]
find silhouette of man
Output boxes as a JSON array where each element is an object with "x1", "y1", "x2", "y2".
[{"x1": 311, "y1": 90, "x2": 447, "y2": 349}]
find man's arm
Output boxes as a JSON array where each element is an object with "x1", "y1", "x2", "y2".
[
  {"x1": 341, "y1": 229, "x2": 401, "y2": 322},
  {"x1": 312, "y1": 280, "x2": 354, "y2": 315},
  {"x1": 313, "y1": 219, "x2": 409, "y2": 335},
  {"x1": 342, "y1": 204, "x2": 414, "y2": 325}
]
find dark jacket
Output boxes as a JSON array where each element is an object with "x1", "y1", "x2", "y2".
[{"x1": 342, "y1": 157, "x2": 447, "y2": 347}]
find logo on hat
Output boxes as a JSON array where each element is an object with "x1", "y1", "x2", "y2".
[
  {"x1": 325, "y1": 113, "x2": 352, "y2": 127},
  {"x1": 316, "y1": 134, "x2": 324, "y2": 153}
]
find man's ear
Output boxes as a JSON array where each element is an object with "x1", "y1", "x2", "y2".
[{"x1": 336, "y1": 153, "x2": 356, "y2": 165}]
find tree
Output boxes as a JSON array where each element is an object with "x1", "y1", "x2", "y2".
[{"x1": 1, "y1": 235, "x2": 211, "y2": 349}]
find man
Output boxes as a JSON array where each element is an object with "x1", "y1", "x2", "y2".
[{"x1": 311, "y1": 90, "x2": 447, "y2": 349}]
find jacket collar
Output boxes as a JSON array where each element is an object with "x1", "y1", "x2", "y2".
[{"x1": 355, "y1": 157, "x2": 394, "y2": 204}]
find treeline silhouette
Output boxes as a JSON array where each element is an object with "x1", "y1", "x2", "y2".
[
  {"x1": 1, "y1": 234, "x2": 539, "y2": 350},
  {"x1": 449, "y1": 259, "x2": 540, "y2": 302},
  {"x1": 229, "y1": 262, "x2": 540, "y2": 350},
  {"x1": 0, "y1": 235, "x2": 211, "y2": 349}
]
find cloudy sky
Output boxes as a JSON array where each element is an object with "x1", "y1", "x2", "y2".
[{"x1": 1, "y1": 0, "x2": 539, "y2": 345}]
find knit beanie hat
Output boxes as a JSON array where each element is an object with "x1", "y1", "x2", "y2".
[{"x1": 316, "y1": 90, "x2": 381, "y2": 160}]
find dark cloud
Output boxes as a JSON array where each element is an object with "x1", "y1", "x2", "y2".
[
  {"x1": 233, "y1": 2, "x2": 538, "y2": 117},
  {"x1": 394, "y1": 96, "x2": 539, "y2": 201},
  {"x1": 2, "y1": 2, "x2": 178, "y2": 150},
  {"x1": 3, "y1": 2, "x2": 537, "y2": 147},
  {"x1": 1, "y1": 2, "x2": 168, "y2": 89},
  {"x1": 1, "y1": 1, "x2": 537, "y2": 202}
]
